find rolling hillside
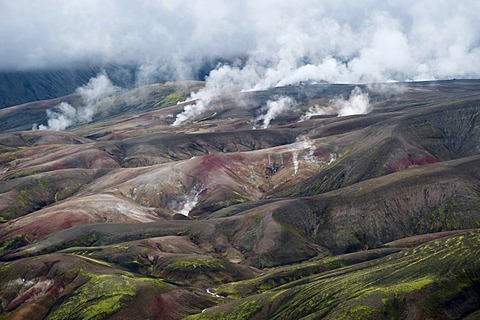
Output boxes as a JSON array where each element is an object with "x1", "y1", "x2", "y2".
[{"x1": 1, "y1": 80, "x2": 480, "y2": 319}]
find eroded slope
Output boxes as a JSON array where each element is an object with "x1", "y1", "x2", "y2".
[{"x1": 1, "y1": 80, "x2": 480, "y2": 319}]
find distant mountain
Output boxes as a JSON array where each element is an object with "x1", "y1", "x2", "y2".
[
  {"x1": 0, "y1": 58, "x2": 244, "y2": 110},
  {"x1": 0, "y1": 65, "x2": 139, "y2": 109}
]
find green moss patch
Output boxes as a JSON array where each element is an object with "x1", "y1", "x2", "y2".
[
  {"x1": 159, "y1": 92, "x2": 183, "y2": 107},
  {"x1": 46, "y1": 273, "x2": 136, "y2": 320},
  {"x1": 168, "y1": 256, "x2": 225, "y2": 272},
  {"x1": 46, "y1": 272, "x2": 169, "y2": 320},
  {"x1": 190, "y1": 231, "x2": 480, "y2": 319}
]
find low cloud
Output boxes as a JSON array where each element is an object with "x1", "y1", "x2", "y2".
[
  {"x1": 1, "y1": 1, "x2": 478, "y2": 83},
  {"x1": 4, "y1": 1, "x2": 480, "y2": 127}
]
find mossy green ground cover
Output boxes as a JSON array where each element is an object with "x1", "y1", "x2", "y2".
[
  {"x1": 46, "y1": 272, "x2": 168, "y2": 320},
  {"x1": 158, "y1": 92, "x2": 184, "y2": 107},
  {"x1": 192, "y1": 231, "x2": 480, "y2": 319}
]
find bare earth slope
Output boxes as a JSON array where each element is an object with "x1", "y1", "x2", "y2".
[{"x1": 1, "y1": 80, "x2": 480, "y2": 319}]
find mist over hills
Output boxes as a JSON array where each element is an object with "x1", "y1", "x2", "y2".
[
  {"x1": 2, "y1": 1, "x2": 480, "y2": 91},
  {"x1": 1, "y1": 1, "x2": 480, "y2": 319},
  {"x1": 0, "y1": 58, "x2": 233, "y2": 109}
]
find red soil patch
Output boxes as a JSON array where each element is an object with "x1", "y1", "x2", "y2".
[
  {"x1": 90, "y1": 153, "x2": 119, "y2": 168},
  {"x1": 386, "y1": 154, "x2": 437, "y2": 173},
  {"x1": 4, "y1": 211, "x2": 91, "y2": 242},
  {"x1": 199, "y1": 154, "x2": 226, "y2": 171},
  {"x1": 6, "y1": 277, "x2": 56, "y2": 311}
]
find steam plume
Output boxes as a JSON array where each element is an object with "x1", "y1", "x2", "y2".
[
  {"x1": 34, "y1": 102, "x2": 77, "y2": 131},
  {"x1": 2, "y1": 1, "x2": 479, "y2": 83},
  {"x1": 3, "y1": 1, "x2": 480, "y2": 127},
  {"x1": 290, "y1": 136, "x2": 316, "y2": 175},
  {"x1": 172, "y1": 64, "x2": 256, "y2": 126},
  {"x1": 177, "y1": 192, "x2": 200, "y2": 216},
  {"x1": 75, "y1": 72, "x2": 119, "y2": 123},
  {"x1": 33, "y1": 72, "x2": 119, "y2": 131},
  {"x1": 300, "y1": 86, "x2": 369, "y2": 120},
  {"x1": 336, "y1": 87, "x2": 370, "y2": 116},
  {"x1": 255, "y1": 96, "x2": 295, "y2": 129}
]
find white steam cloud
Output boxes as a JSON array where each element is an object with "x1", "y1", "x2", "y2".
[
  {"x1": 168, "y1": 1, "x2": 480, "y2": 126},
  {"x1": 176, "y1": 191, "x2": 200, "y2": 216},
  {"x1": 367, "y1": 82, "x2": 407, "y2": 98},
  {"x1": 336, "y1": 87, "x2": 370, "y2": 117},
  {"x1": 4, "y1": 1, "x2": 480, "y2": 125},
  {"x1": 2, "y1": 1, "x2": 479, "y2": 82},
  {"x1": 255, "y1": 96, "x2": 295, "y2": 129},
  {"x1": 300, "y1": 86, "x2": 370, "y2": 120},
  {"x1": 34, "y1": 102, "x2": 77, "y2": 131},
  {"x1": 172, "y1": 64, "x2": 254, "y2": 126},
  {"x1": 74, "y1": 72, "x2": 119, "y2": 122},
  {"x1": 290, "y1": 136, "x2": 317, "y2": 175},
  {"x1": 33, "y1": 72, "x2": 119, "y2": 131}
]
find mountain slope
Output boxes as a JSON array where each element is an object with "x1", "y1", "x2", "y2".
[{"x1": 1, "y1": 80, "x2": 480, "y2": 319}]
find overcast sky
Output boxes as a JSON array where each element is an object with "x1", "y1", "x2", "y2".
[{"x1": 1, "y1": 0, "x2": 479, "y2": 83}]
